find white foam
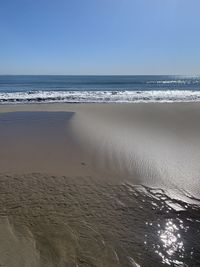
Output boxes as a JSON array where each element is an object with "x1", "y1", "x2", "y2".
[{"x1": 0, "y1": 90, "x2": 200, "y2": 104}]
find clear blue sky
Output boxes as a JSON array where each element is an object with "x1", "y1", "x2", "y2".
[{"x1": 0, "y1": 0, "x2": 200, "y2": 75}]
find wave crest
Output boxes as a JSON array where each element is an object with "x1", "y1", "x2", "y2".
[{"x1": 1, "y1": 90, "x2": 200, "y2": 104}]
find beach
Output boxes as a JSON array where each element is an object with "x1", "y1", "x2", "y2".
[
  {"x1": 0, "y1": 103, "x2": 200, "y2": 267},
  {"x1": 1, "y1": 0, "x2": 200, "y2": 263}
]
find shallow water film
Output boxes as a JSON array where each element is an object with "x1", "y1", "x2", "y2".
[{"x1": 0, "y1": 174, "x2": 199, "y2": 267}]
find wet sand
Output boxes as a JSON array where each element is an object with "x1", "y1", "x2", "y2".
[
  {"x1": 0, "y1": 103, "x2": 200, "y2": 267},
  {"x1": 0, "y1": 111, "x2": 95, "y2": 177}
]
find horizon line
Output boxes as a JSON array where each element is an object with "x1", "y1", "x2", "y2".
[{"x1": 0, "y1": 74, "x2": 200, "y2": 76}]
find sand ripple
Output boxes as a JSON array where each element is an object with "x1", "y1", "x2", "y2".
[{"x1": 0, "y1": 173, "x2": 200, "y2": 267}]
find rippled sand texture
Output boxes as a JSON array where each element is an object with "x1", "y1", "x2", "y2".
[
  {"x1": 70, "y1": 103, "x2": 200, "y2": 197},
  {"x1": 0, "y1": 174, "x2": 200, "y2": 267},
  {"x1": 0, "y1": 104, "x2": 200, "y2": 266}
]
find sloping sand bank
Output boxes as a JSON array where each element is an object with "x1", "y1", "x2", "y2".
[{"x1": 0, "y1": 104, "x2": 200, "y2": 266}]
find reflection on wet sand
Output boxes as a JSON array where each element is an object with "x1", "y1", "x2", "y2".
[
  {"x1": 0, "y1": 174, "x2": 200, "y2": 267},
  {"x1": 0, "y1": 105, "x2": 200, "y2": 266},
  {"x1": 141, "y1": 186, "x2": 200, "y2": 266}
]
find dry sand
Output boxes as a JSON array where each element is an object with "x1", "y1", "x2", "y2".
[{"x1": 0, "y1": 103, "x2": 200, "y2": 267}]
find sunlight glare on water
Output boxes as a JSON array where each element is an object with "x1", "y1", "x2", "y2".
[{"x1": 156, "y1": 219, "x2": 185, "y2": 266}]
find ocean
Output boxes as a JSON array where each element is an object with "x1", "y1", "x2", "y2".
[{"x1": 0, "y1": 75, "x2": 200, "y2": 104}]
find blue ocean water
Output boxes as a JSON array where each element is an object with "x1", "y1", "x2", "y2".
[{"x1": 0, "y1": 75, "x2": 200, "y2": 104}]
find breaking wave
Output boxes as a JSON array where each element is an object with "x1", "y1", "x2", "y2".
[{"x1": 1, "y1": 90, "x2": 200, "y2": 104}]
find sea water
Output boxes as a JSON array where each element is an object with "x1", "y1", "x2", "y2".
[{"x1": 1, "y1": 75, "x2": 200, "y2": 104}]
